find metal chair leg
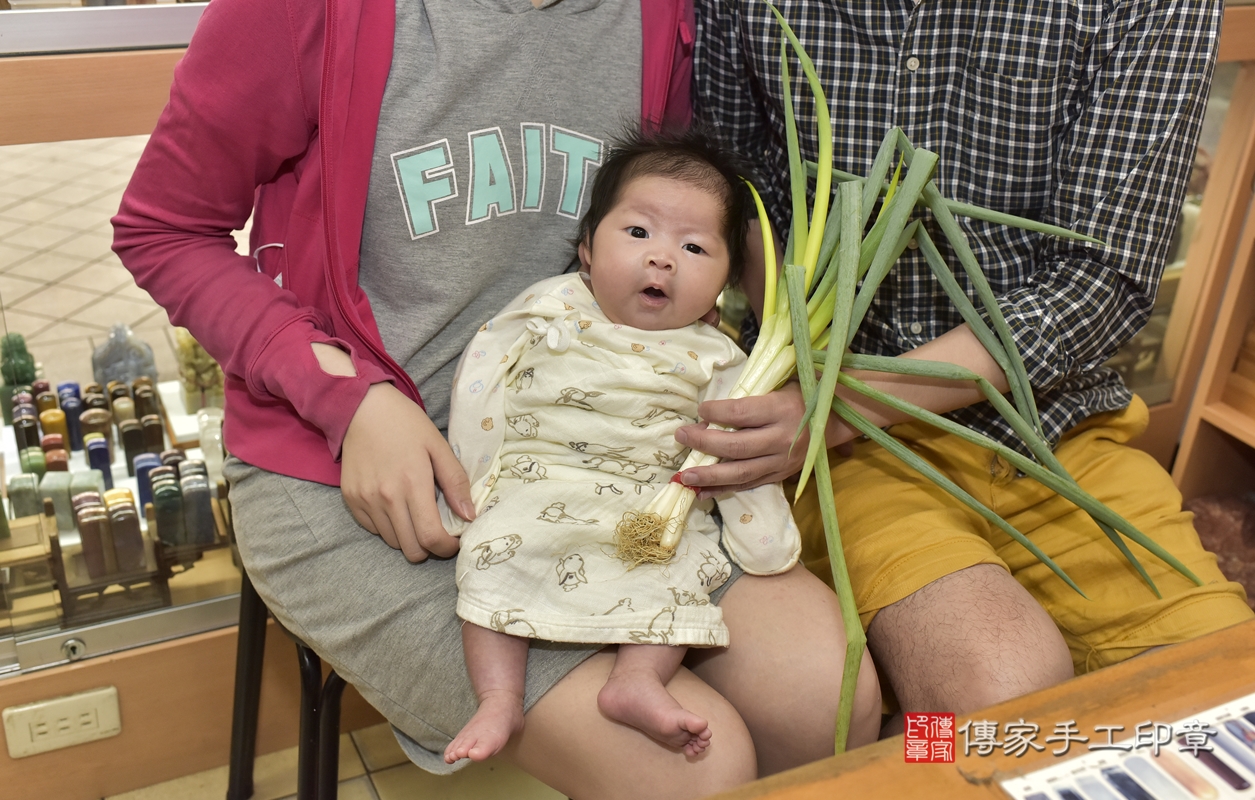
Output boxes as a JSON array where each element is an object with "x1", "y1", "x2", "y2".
[
  {"x1": 317, "y1": 671, "x2": 348, "y2": 800},
  {"x1": 226, "y1": 572, "x2": 269, "y2": 800},
  {"x1": 295, "y1": 646, "x2": 323, "y2": 800},
  {"x1": 225, "y1": 566, "x2": 348, "y2": 800}
]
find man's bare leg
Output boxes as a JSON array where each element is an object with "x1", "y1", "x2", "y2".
[
  {"x1": 444, "y1": 623, "x2": 529, "y2": 763},
  {"x1": 869, "y1": 564, "x2": 1074, "y2": 718},
  {"x1": 598, "y1": 643, "x2": 712, "y2": 756}
]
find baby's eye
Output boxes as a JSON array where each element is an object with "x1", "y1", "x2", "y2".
[
  {"x1": 683, "y1": 243, "x2": 704, "y2": 254},
  {"x1": 628, "y1": 226, "x2": 647, "y2": 238}
]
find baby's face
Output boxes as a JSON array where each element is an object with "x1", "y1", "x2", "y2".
[{"x1": 579, "y1": 175, "x2": 730, "y2": 331}]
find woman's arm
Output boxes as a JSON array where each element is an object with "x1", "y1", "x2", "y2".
[
  {"x1": 112, "y1": 0, "x2": 472, "y2": 559},
  {"x1": 111, "y1": 0, "x2": 386, "y2": 458}
]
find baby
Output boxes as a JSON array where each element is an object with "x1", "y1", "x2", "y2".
[{"x1": 439, "y1": 129, "x2": 801, "y2": 764}]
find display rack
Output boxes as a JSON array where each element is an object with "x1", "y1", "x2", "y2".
[
  {"x1": 0, "y1": 506, "x2": 53, "y2": 617},
  {"x1": 5, "y1": 478, "x2": 231, "y2": 631}
]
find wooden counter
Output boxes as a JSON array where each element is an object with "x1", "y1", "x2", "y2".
[
  {"x1": 0, "y1": 621, "x2": 385, "y2": 800},
  {"x1": 709, "y1": 619, "x2": 1255, "y2": 800}
]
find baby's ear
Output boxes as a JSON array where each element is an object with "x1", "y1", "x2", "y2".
[{"x1": 577, "y1": 238, "x2": 593, "y2": 275}]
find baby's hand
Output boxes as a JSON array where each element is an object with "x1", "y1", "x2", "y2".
[{"x1": 340, "y1": 381, "x2": 474, "y2": 562}]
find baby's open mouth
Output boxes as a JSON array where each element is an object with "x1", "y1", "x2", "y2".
[{"x1": 643, "y1": 287, "x2": 667, "y2": 298}]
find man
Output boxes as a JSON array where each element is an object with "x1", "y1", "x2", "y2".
[{"x1": 679, "y1": 0, "x2": 1252, "y2": 726}]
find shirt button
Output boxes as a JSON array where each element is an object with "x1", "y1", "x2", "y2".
[
  {"x1": 907, "y1": 237, "x2": 919, "y2": 250},
  {"x1": 909, "y1": 322, "x2": 923, "y2": 335},
  {"x1": 906, "y1": 56, "x2": 921, "y2": 72}
]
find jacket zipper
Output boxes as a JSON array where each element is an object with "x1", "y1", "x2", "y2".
[{"x1": 319, "y1": 0, "x2": 424, "y2": 407}]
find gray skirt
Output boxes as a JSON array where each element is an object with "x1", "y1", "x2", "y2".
[{"x1": 224, "y1": 457, "x2": 743, "y2": 774}]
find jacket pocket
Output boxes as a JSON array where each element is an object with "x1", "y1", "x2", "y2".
[{"x1": 252, "y1": 241, "x2": 288, "y2": 289}]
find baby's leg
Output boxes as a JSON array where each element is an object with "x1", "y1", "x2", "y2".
[
  {"x1": 444, "y1": 624, "x2": 529, "y2": 764},
  {"x1": 597, "y1": 643, "x2": 713, "y2": 757}
]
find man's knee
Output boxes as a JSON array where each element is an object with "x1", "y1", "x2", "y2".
[
  {"x1": 947, "y1": 641, "x2": 1073, "y2": 713},
  {"x1": 869, "y1": 565, "x2": 1074, "y2": 713}
]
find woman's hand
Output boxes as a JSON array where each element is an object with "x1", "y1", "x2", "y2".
[
  {"x1": 674, "y1": 382, "x2": 854, "y2": 497},
  {"x1": 340, "y1": 381, "x2": 474, "y2": 563}
]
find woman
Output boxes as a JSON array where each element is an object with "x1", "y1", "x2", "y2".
[{"x1": 112, "y1": 0, "x2": 881, "y2": 795}]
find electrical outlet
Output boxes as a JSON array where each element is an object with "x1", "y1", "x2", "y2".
[{"x1": 2, "y1": 686, "x2": 121, "y2": 758}]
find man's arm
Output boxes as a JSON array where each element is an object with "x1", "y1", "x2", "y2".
[
  {"x1": 979, "y1": 0, "x2": 1223, "y2": 395},
  {"x1": 681, "y1": 0, "x2": 1220, "y2": 492}
]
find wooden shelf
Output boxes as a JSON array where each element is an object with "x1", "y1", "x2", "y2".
[
  {"x1": 1220, "y1": 5, "x2": 1255, "y2": 62},
  {"x1": 1174, "y1": 154, "x2": 1255, "y2": 498},
  {"x1": 1198, "y1": 402, "x2": 1255, "y2": 451}
]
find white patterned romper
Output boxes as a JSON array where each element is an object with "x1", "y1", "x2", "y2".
[{"x1": 439, "y1": 274, "x2": 801, "y2": 647}]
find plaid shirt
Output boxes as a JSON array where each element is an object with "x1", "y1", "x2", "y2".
[{"x1": 694, "y1": 0, "x2": 1221, "y2": 452}]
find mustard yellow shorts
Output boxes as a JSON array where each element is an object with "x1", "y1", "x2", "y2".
[{"x1": 789, "y1": 395, "x2": 1253, "y2": 675}]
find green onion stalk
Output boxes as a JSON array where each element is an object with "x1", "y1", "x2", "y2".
[{"x1": 613, "y1": 0, "x2": 1202, "y2": 753}]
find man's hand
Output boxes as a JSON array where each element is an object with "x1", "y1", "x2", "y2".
[
  {"x1": 340, "y1": 381, "x2": 474, "y2": 562},
  {"x1": 674, "y1": 382, "x2": 852, "y2": 497}
]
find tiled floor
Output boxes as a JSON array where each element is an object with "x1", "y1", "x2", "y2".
[
  {"x1": 105, "y1": 722, "x2": 564, "y2": 800},
  {"x1": 0, "y1": 135, "x2": 250, "y2": 388}
]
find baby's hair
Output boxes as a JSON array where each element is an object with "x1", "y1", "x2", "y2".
[{"x1": 577, "y1": 125, "x2": 758, "y2": 287}]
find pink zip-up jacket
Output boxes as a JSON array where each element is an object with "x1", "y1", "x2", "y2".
[{"x1": 113, "y1": 0, "x2": 694, "y2": 487}]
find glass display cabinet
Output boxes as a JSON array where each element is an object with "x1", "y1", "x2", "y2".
[
  {"x1": 0, "y1": 2, "x2": 231, "y2": 683},
  {"x1": 0, "y1": 16, "x2": 377, "y2": 800}
]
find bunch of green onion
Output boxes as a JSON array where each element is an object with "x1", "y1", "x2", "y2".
[{"x1": 614, "y1": 2, "x2": 1203, "y2": 752}]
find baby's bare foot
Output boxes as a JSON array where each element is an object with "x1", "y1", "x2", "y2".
[
  {"x1": 597, "y1": 669, "x2": 712, "y2": 757},
  {"x1": 444, "y1": 690, "x2": 524, "y2": 764}
]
